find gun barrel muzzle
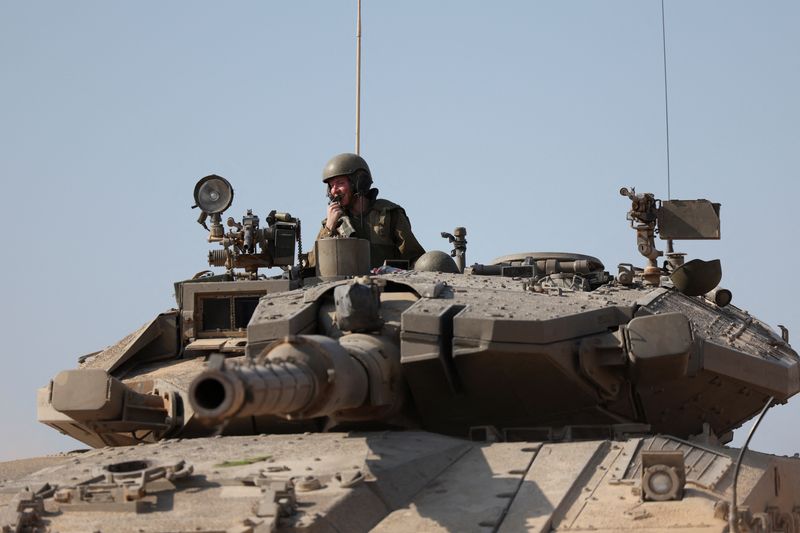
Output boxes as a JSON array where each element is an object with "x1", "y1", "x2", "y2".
[{"x1": 188, "y1": 335, "x2": 369, "y2": 424}]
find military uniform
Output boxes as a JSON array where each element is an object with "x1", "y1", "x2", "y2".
[{"x1": 312, "y1": 199, "x2": 425, "y2": 268}]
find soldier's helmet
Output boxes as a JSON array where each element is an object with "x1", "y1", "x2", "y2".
[{"x1": 322, "y1": 153, "x2": 373, "y2": 195}]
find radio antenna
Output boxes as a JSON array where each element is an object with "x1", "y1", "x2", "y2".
[
  {"x1": 355, "y1": 0, "x2": 362, "y2": 155},
  {"x1": 660, "y1": 0, "x2": 672, "y2": 200}
]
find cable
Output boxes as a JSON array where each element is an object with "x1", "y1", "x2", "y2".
[{"x1": 729, "y1": 396, "x2": 774, "y2": 532}]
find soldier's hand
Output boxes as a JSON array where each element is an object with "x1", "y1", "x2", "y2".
[{"x1": 325, "y1": 202, "x2": 343, "y2": 232}]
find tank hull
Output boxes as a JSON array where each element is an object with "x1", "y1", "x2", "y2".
[{"x1": 2, "y1": 431, "x2": 799, "y2": 532}]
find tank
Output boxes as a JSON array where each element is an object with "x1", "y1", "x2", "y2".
[{"x1": 3, "y1": 177, "x2": 799, "y2": 532}]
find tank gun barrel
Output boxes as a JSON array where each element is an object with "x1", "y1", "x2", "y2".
[{"x1": 189, "y1": 334, "x2": 401, "y2": 424}]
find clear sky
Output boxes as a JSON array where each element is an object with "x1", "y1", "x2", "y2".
[{"x1": 1, "y1": 1, "x2": 798, "y2": 460}]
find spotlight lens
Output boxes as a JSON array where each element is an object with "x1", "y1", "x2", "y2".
[
  {"x1": 648, "y1": 471, "x2": 673, "y2": 495},
  {"x1": 209, "y1": 190, "x2": 220, "y2": 201}
]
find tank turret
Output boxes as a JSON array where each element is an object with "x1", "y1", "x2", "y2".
[{"x1": 37, "y1": 180, "x2": 800, "y2": 446}]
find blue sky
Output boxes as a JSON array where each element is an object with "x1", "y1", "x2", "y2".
[{"x1": 1, "y1": 1, "x2": 798, "y2": 460}]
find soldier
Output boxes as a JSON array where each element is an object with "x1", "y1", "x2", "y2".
[{"x1": 312, "y1": 153, "x2": 425, "y2": 268}]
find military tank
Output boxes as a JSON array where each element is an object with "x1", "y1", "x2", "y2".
[{"x1": 3, "y1": 175, "x2": 798, "y2": 532}]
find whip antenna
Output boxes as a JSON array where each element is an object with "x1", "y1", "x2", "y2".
[
  {"x1": 355, "y1": 0, "x2": 362, "y2": 155},
  {"x1": 661, "y1": 0, "x2": 672, "y2": 200}
]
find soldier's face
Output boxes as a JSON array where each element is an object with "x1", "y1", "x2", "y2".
[{"x1": 327, "y1": 176, "x2": 352, "y2": 207}]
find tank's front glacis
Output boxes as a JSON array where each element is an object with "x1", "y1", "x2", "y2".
[{"x1": 27, "y1": 183, "x2": 800, "y2": 532}]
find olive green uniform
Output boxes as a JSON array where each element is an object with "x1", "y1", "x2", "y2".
[{"x1": 312, "y1": 199, "x2": 425, "y2": 268}]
